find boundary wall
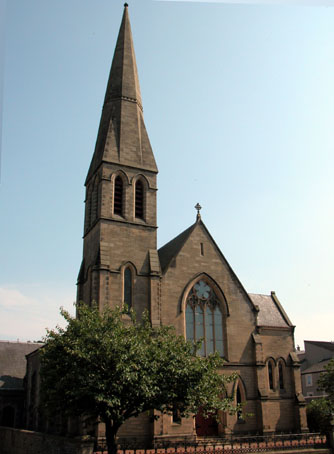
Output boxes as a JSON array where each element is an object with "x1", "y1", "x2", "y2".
[{"x1": 0, "y1": 426, "x2": 94, "y2": 454}]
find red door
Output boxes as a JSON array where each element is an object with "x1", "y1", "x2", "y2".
[{"x1": 195, "y1": 409, "x2": 218, "y2": 436}]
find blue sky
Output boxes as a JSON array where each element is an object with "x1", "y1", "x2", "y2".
[{"x1": 1, "y1": 0, "x2": 333, "y2": 347}]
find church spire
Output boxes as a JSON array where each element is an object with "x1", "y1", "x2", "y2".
[
  {"x1": 103, "y1": 3, "x2": 142, "y2": 111},
  {"x1": 86, "y1": 4, "x2": 157, "y2": 185}
]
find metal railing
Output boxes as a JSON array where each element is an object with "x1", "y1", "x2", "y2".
[{"x1": 94, "y1": 432, "x2": 328, "y2": 454}]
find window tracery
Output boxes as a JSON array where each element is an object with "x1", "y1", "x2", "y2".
[{"x1": 185, "y1": 279, "x2": 224, "y2": 357}]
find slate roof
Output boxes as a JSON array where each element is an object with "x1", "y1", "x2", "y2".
[
  {"x1": 302, "y1": 358, "x2": 333, "y2": 374},
  {"x1": 158, "y1": 223, "x2": 196, "y2": 274},
  {"x1": 297, "y1": 351, "x2": 306, "y2": 362},
  {"x1": 248, "y1": 293, "x2": 290, "y2": 328},
  {"x1": 304, "y1": 340, "x2": 334, "y2": 352},
  {"x1": 0, "y1": 341, "x2": 43, "y2": 390}
]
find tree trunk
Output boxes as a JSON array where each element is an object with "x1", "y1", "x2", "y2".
[{"x1": 105, "y1": 418, "x2": 120, "y2": 454}]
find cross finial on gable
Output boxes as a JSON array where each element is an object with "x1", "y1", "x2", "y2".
[{"x1": 195, "y1": 203, "x2": 202, "y2": 221}]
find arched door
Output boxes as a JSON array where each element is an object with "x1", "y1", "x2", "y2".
[{"x1": 195, "y1": 408, "x2": 218, "y2": 436}]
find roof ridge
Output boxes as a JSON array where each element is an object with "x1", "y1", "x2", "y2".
[
  {"x1": 248, "y1": 292, "x2": 271, "y2": 297},
  {"x1": 0, "y1": 340, "x2": 43, "y2": 344}
]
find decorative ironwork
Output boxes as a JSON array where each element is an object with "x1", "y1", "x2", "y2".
[
  {"x1": 94, "y1": 432, "x2": 328, "y2": 453},
  {"x1": 195, "y1": 203, "x2": 202, "y2": 220}
]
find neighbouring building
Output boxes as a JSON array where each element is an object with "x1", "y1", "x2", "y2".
[
  {"x1": 297, "y1": 341, "x2": 334, "y2": 402},
  {"x1": 0, "y1": 340, "x2": 43, "y2": 429}
]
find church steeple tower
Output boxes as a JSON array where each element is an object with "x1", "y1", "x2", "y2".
[
  {"x1": 78, "y1": 5, "x2": 159, "y2": 312},
  {"x1": 86, "y1": 3, "x2": 157, "y2": 184}
]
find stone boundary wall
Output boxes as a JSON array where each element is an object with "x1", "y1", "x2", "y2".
[{"x1": 0, "y1": 426, "x2": 94, "y2": 454}]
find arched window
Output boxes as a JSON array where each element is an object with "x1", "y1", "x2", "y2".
[
  {"x1": 172, "y1": 407, "x2": 181, "y2": 424},
  {"x1": 278, "y1": 361, "x2": 284, "y2": 390},
  {"x1": 236, "y1": 386, "x2": 242, "y2": 420},
  {"x1": 124, "y1": 267, "x2": 133, "y2": 310},
  {"x1": 91, "y1": 180, "x2": 98, "y2": 224},
  {"x1": 185, "y1": 279, "x2": 224, "y2": 357},
  {"x1": 135, "y1": 180, "x2": 144, "y2": 219},
  {"x1": 268, "y1": 360, "x2": 274, "y2": 390},
  {"x1": 85, "y1": 187, "x2": 92, "y2": 231},
  {"x1": 114, "y1": 176, "x2": 123, "y2": 216}
]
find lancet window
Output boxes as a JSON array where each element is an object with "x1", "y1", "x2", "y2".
[
  {"x1": 236, "y1": 386, "x2": 242, "y2": 420},
  {"x1": 85, "y1": 187, "x2": 92, "y2": 231},
  {"x1": 114, "y1": 176, "x2": 123, "y2": 216},
  {"x1": 124, "y1": 267, "x2": 133, "y2": 310},
  {"x1": 278, "y1": 361, "x2": 285, "y2": 390},
  {"x1": 91, "y1": 180, "x2": 98, "y2": 224},
  {"x1": 268, "y1": 360, "x2": 274, "y2": 390},
  {"x1": 234, "y1": 379, "x2": 246, "y2": 421},
  {"x1": 135, "y1": 180, "x2": 144, "y2": 219},
  {"x1": 185, "y1": 279, "x2": 224, "y2": 357}
]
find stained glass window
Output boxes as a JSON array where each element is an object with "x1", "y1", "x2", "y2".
[{"x1": 185, "y1": 279, "x2": 224, "y2": 357}]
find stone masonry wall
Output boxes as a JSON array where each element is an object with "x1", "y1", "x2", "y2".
[{"x1": 0, "y1": 426, "x2": 94, "y2": 454}]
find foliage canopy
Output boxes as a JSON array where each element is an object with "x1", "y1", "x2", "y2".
[
  {"x1": 306, "y1": 398, "x2": 332, "y2": 433},
  {"x1": 40, "y1": 304, "x2": 237, "y2": 454},
  {"x1": 318, "y1": 359, "x2": 334, "y2": 409},
  {"x1": 306, "y1": 359, "x2": 334, "y2": 434}
]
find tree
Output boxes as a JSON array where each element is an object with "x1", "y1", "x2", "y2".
[
  {"x1": 318, "y1": 359, "x2": 334, "y2": 409},
  {"x1": 306, "y1": 398, "x2": 332, "y2": 433},
  {"x1": 40, "y1": 304, "x2": 237, "y2": 454},
  {"x1": 306, "y1": 360, "x2": 334, "y2": 434}
]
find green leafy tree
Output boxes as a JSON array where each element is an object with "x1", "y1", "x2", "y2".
[
  {"x1": 306, "y1": 398, "x2": 332, "y2": 433},
  {"x1": 318, "y1": 359, "x2": 334, "y2": 409},
  {"x1": 306, "y1": 360, "x2": 334, "y2": 434},
  {"x1": 40, "y1": 304, "x2": 237, "y2": 454}
]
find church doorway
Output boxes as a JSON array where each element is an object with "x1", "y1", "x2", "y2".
[{"x1": 195, "y1": 408, "x2": 218, "y2": 436}]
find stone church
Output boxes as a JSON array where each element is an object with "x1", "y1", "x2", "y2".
[{"x1": 24, "y1": 4, "x2": 307, "y2": 445}]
